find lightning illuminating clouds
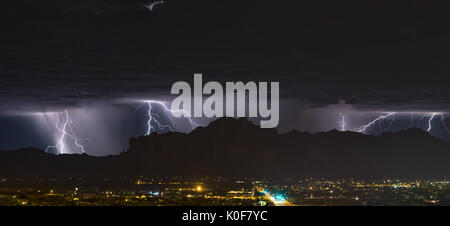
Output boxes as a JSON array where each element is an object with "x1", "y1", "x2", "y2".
[
  {"x1": 135, "y1": 100, "x2": 199, "y2": 135},
  {"x1": 346, "y1": 111, "x2": 450, "y2": 138},
  {"x1": 356, "y1": 112, "x2": 396, "y2": 134},
  {"x1": 338, "y1": 112, "x2": 346, "y2": 131},
  {"x1": 45, "y1": 110, "x2": 88, "y2": 155},
  {"x1": 427, "y1": 113, "x2": 437, "y2": 132}
]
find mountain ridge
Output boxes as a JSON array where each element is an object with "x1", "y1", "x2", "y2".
[{"x1": 0, "y1": 117, "x2": 449, "y2": 179}]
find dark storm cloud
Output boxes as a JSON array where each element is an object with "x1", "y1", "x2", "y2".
[{"x1": 2, "y1": 0, "x2": 450, "y2": 113}]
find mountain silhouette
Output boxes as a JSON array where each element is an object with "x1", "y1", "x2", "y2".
[{"x1": 1, "y1": 117, "x2": 450, "y2": 179}]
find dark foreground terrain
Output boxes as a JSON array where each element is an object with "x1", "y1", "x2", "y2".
[{"x1": 1, "y1": 118, "x2": 450, "y2": 179}]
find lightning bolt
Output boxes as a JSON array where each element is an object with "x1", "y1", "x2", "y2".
[
  {"x1": 137, "y1": 100, "x2": 199, "y2": 135},
  {"x1": 356, "y1": 112, "x2": 396, "y2": 134},
  {"x1": 142, "y1": 1, "x2": 164, "y2": 11},
  {"x1": 354, "y1": 112, "x2": 450, "y2": 137},
  {"x1": 146, "y1": 101, "x2": 173, "y2": 134},
  {"x1": 338, "y1": 113, "x2": 346, "y2": 131},
  {"x1": 45, "y1": 110, "x2": 87, "y2": 154},
  {"x1": 425, "y1": 113, "x2": 450, "y2": 137},
  {"x1": 427, "y1": 113, "x2": 437, "y2": 132}
]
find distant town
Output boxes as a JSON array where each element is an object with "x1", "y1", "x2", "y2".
[{"x1": 0, "y1": 177, "x2": 448, "y2": 206}]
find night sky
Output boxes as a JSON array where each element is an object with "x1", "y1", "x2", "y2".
[{"x1": 2, "y1": 0, "x2": 450, "y2": 155}]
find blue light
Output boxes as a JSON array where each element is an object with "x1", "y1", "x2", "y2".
[{"x1": 275, "y1": 195, "x2": 286, "y2": 201}]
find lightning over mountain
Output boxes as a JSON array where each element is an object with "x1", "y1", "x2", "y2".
[
  {"x1": 136, "y1": 100, "x2": 199, "y2": 135},
  {"x1": 45, "y1": 110, "x2": 88, "y2": 155},
  {"x1": 427, "y1": 113, "x2": 437, "y2": 132},
  {"x1": 338, "y1": 112, "x2": 346, "y2": 131},
  {"x1": 349, "y1": 111, "x2": 450, "y2": 140},
  {"x1": 146, "y1": 101, "x2": 174, "y2": 135},
  {"x1": 356, "y1": 112, "x2": 396, "y2": 134}
]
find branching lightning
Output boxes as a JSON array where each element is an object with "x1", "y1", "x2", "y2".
[
  {"x1": 45, "y1": 110, "x2": 88, "y2": 155},
  {"x1": 146, "y1": 101, "x2": 173, "y2": 134},
  {"x1": 356, "y1": 112, "x2": 396, "y2": 134},
  {"x1": 352, "y1": 111, "x2": 450, "y2": 138},
  {"x1": 137, "y1": 100, "x2": 199, "y2": 135}
]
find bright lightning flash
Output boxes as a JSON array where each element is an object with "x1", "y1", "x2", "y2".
[
  {"x1": 338, "y1": 113, "x2": 346, "y2": 131},
  {"x1": 427, "y1": 113, "x2": 437, "y2": 132},
  {"x1": 138, "y1": 100, "x2": 199, "y2": 135},
  {"x1": 353, "y1": 111, "x2": 450, "y2": 138},
  {"x1": 357, "y1": 112, "x2": 396, "y2": 134},
  {"x1": 45, "y1": 110, "x2": 88, "y2": 155}
]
